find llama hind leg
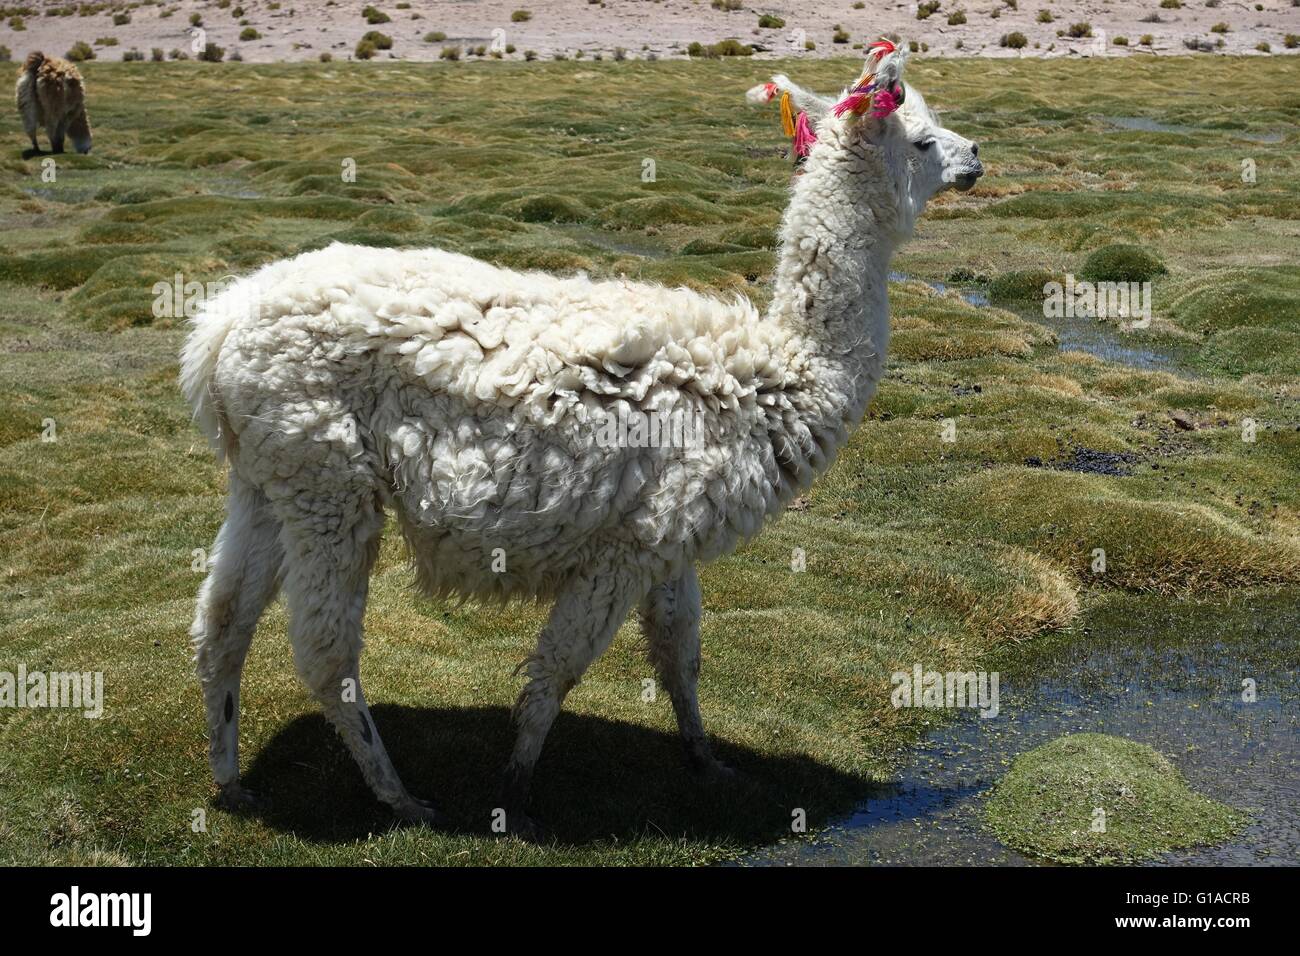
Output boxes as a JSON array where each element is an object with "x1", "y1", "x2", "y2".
[
  {"x1": 500, "y1": 564, "x2": 646, "y2": 838},
  {"x1": 192, "y1": 477, "x2": 284, "y2": 809},
  {"x1": 639, "y1": 566, "x2": 736, "y2": 783},
  {"x1": 278, "y1": 497, "x2": 439, "y2": 825}
]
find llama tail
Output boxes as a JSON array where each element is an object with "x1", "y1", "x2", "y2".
[
  {"x1": 22, "y1": 51, "x2": 45, "y2": 74},
  {"x1": 180, "y1": 281, "x2": 252, "y2": 463}
]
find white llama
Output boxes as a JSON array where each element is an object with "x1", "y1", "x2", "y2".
[{"x1": 182, "y1": 45, "x2": 982, "y2": 838}]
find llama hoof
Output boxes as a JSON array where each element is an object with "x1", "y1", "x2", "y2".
[
  {"x1": 393, "y1": 797, "x2": 443, "y2": 828},
  {"x1": 215, "y1": 783, "x2": 265, "y2": 812},
  {"x1": 503, "y1": 811, "x2": 550, "y2": 843},
  {"x1": 696, "y1": 759, "x2": 750, "y2": 789}
]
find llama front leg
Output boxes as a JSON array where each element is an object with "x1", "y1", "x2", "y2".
[
  {"x1": 191, "y1": 477, "x2": 284, "y2": 810},
  {"x1": 278, "y1": 495, "x2": 440, "y2": 825},
  {"x1": 500, "y1": 564, "x2": 646, "y2": 839},
  {"x1": 639, "y1": 566, "x2": 736, "y2": 783}
]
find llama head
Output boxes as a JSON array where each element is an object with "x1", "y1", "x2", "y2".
[
  {"x1": 799, "y1": 41, "x2": 982, "y2": 236},
  {"x1": 68, "y1": 104, "x2": 92, "y2": 155}
]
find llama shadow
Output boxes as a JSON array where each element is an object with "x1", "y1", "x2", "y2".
[{"x1": 241, "y1": 704, "x2": 865, "y2": 847}]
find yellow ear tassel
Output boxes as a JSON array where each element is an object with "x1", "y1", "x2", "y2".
[{"x1": 779, "y1": 90, "x2": 796, "y2": 138}]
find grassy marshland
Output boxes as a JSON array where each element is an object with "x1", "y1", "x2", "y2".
[{"x1": 0, "y1": 56, "x2": 1297, "y2": 865}]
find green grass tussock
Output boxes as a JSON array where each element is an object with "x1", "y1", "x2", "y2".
[{"x1": 985, "y1": 734, "x2": 1245, "y2": 864}]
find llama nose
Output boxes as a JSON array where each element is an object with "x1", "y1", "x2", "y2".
[{"x1": 971, "y1": 143, "x2": 979, "y2": 157}]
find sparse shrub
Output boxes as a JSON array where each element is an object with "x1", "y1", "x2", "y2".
[
  {"x1": 1140, "y1": 34, "x2": 1154, "y2": 46},
  {"x1": 94, "y1": 36, "x2": 118, "y2": 47},
  {"x1": 150, "y1": 47, "x2": 164, "y2": 61},
  {"x1": 1036, "y1": 9, "x2": 1053, "y2": 22},
  {"x1": 355, "y1": 40, "x2": 377, "y2": 59},
  {"x1": 805, "y1": 39, "x2": 815, "y2": 50},
  {"x1": 423, "y1": 31, "x2": 446, "y2": 42},
  {"x1": 948, "y1": 10, "x2": 966, "y2": 25},
  {"x1": 198, "y1": 42, "x2": 225, "y2": 62},
  {"x1": 524, "y1": 49, "x2": 537, "y2": 60},
  {"x1": 7, "y1": 15, "x2": 24, "y2": 30},
  {"x1": 613, "y1": 46, "x2": 626, "y2": 60},
  {"x1": 363, "y1": 5, "x2": 390, "y2": 24},
  {"x1": 240, "y1": 27, "x2": 260, "y2": 40},
  {"x1": 1067, "y1": 23, "x2": 1092, "y2": 38},
  {"x1": 189, "y1": 12, "x2": 202, "y2": 26},
  {"x1": 510, "y1": 9, "x2": 531, "y2": 21},
  {"x1": 1113, "y1": 35, "x2": 1128, "y2": 45},
  {"x1": 908, "y1": 40, "x2": 919, "y2": 52},
  {"x1": 833, "y1": 25, "x2": 850, "y2": 43},
  {"x1": 1159, "y1": 0, "x2": 1180, "y2": 7},
  {"x1": 698, "y1": 38, "x2": 754, "y2": 56},
  {"x1": 319, "y1": 51, "x2": 333, "y2": 62},
  {"x1": 1000, "y1": 31, "x2": 1028, "y2": 49},
  {"x1": 1210, "y1": 22, "x2": 1228, "y2": 33},
  {"x1": 916, "y1": 1, "x2": 941, "y2": 20},
  {"x1": 1256, "y1": 41, "x2": 1270, "y2": 52},
  {"x1": 757, "y1": 13, "x2": 784, "y2": 28},
  {"x1": 363, "y1": 30, "x2": 393, "y2": 49},
  {"x1": 711, "y1": 0, "x2": 743, "y2": 9},
  {"x1": 0, "y1": 46, "x2": 9, "y2": 63},
  {"x1": 66, "y1": 40, "x2": 96, "y2": 61},
  {"x1": 1286, "y1": 34, "x2": 1300, "y2": 49},
  {"x1": 229, "y1": 49, "x2": 243, "y2": 62},
  {"x1": 122, "y1": 47, "x2": 144, "y2": 61},
  {"x1": 440, "y1": 45, "x2": 460, "y2": 60},
  {"x1": 113, "y1": 11, "x2": 129, "y2": 25},
  {"x1": 472, "y1": 44, "x2": 487, "y2": 56},
  {"x1": 506, "y1": 43, "x2": 516, "y2": 53}
]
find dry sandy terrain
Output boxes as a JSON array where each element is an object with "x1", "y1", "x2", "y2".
[{"x1": 1, "y1": 0, "x2": 1297, "y2": 64}]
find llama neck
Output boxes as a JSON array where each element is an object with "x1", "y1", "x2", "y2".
[{"x1": 762, "y1": 126, "x2": 902, "y2": 490}]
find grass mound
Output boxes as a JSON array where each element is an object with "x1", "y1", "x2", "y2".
[
  {"x1": 985, "y1": 734, "x2": 1244, "y2": 864},
  {"x1": 945, "y1": 468, "x2": 1300, "y2": 592},
  {"x1": 1162, "y1": 266, "x2": 1300, "y2": 337},
  {"x1": 1079, "y1": 243, "x2": 1167, "y2": 283},
  {"x1": 987, "y1": 268, "x2": 1061, "y2": 302}
]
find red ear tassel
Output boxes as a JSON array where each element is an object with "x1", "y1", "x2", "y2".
[
  {"x1": 793, "y1": 111, "x2": 817, "y2": 158},
  {"x1": 867, "y1": 38, "x2": 896, "y2": 59}
]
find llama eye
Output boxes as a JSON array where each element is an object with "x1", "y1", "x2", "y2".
[{"x1": 914, "y1": 139, "x2": 934, "y2": 151}]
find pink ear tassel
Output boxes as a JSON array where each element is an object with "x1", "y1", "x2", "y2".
[
  {"x1": 832, "y1": 84, "x2": 873, "y2": 118},
  {"x1": 792, "y1": 110, "x2": 817, "y2": 158},
  {"x1": 762, "y1": 81, "x2": 778, "y2": 102},
  {"x1": 870, "y1": 87, "x2": 900, "y2": 119}
]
